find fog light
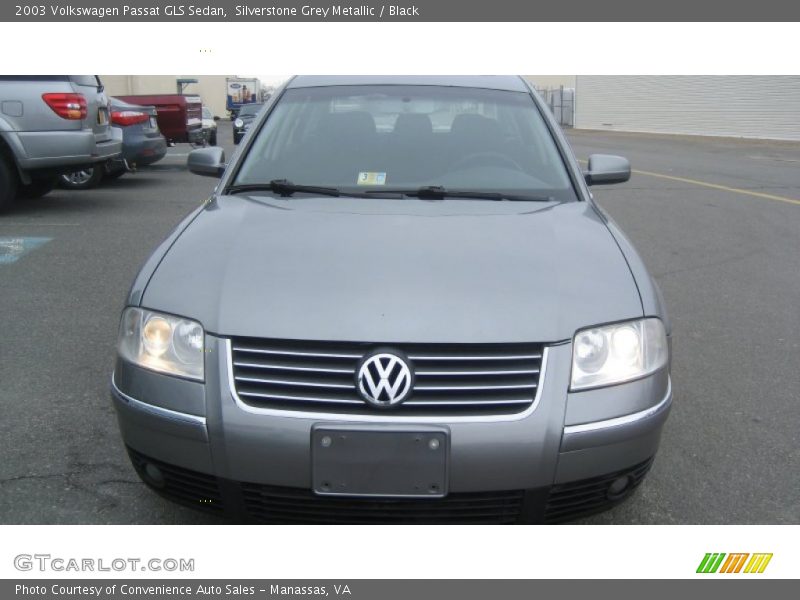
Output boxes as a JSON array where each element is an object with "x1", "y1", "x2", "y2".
[
  {"x1": 607, "y1": 475, "x2": 632, "y2": 499},
  {"x1": 143, "y1": 463, "x2": 165, "y2": 489}
]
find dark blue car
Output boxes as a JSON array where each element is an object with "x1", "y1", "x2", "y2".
[{"x1": 60, "y1": 97, "x2": 167, "y2": 189}]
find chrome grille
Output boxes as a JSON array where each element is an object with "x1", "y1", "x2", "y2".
[{"x1": 229, "y1": 338, "x2": 545, "y2": 414}]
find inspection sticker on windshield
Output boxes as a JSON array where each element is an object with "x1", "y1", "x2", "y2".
[{"x1": 357, "y1": 172, "x2": 387, "y2": 185}]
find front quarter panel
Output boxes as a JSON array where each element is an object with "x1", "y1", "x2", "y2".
[
  {"x1": 125, "y1": 202, "x2": 208, "y2": 307},
  {"x1": 601, "y1": 212, "x2": 671, "y2": 334}
]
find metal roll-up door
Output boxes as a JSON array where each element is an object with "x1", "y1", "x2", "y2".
[{"x1": 574, "y1": 76, "x2": 800, "y2": 141}]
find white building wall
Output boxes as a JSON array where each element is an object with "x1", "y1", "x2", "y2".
[{"x1": 574, "y1": 76, "x2": 800, "y2": 141}]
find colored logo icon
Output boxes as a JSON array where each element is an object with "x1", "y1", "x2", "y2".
[{"x1": 697, "y1": 553, "x2": 773, "y2": 574}]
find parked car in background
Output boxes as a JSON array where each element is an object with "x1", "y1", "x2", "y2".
[
  {"x1": 232, "y1": 102, "x2": 263, "y2": 144},
  {"x1": 0, "y1": 75, "x2": 121, "y2": 211},
  {"x1": 60, "y1": 97, "x2": 167, "y2": 190},
  {"x1": 202, "y1": 106, "x2": 218, "y2": 146},
  {"x1": 115, "y1": 93, "x2": 204, "y2": 146},
  {"x1": 113, "y1": 76, "x2": 672, "y2": 524}
]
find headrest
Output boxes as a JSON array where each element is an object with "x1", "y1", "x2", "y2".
[
  {"x1": 393, "y1": 113, "x2": 433, "y2": 138},
  {"x1": 450, "y1": 113, "x2": 502, "y2": 142}
]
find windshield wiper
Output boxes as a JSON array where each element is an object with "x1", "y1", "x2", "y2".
[
  {"x1": 226, "y1": 179, "x2": 342, "y2": 198},
  {"x1": 226, "y1": 182, "x2": 555, "y2": 202},
  {"x1": 363, "y1": 186, "x2": 555, "y2": 202}
]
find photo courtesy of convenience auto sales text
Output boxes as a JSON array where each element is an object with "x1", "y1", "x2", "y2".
[{"x1": 14, "y1": 584, "x2": 352, "y2": 596}]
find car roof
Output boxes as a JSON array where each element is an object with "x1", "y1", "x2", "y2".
[{"x1": 286, "y1": 75, "x2": 529, "y2": 92}]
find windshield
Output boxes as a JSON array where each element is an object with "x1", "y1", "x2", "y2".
[
  {"x1": 233, "y1": 85, "x2": 576, "y2": 201},
  {"x1": 239, "y1": 103, "x2": 263, "y2": 117},
  {"x1": 202, "y1": 107, "x2": 212, "y2": 119}
]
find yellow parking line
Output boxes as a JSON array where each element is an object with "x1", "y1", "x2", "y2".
[{"x1": 577, "y1": 160, "x2": 800, "y2": 206}]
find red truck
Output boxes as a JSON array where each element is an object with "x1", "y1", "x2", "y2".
[{"x1": 115, "y1": 94, "x2": 205, "y2": 145}]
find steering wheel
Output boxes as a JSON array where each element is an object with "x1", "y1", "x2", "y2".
[{"x1": 450, "y1": 151, "x2": 524, "y2": 172}]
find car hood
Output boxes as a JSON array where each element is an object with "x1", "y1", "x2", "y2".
[{"x1": 141, "y1": 195, "x2": 643, "y2": 343}]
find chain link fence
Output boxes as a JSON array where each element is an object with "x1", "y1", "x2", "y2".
[{"x1": 534, "y1": 86, "x2": 575, "y2": 127}]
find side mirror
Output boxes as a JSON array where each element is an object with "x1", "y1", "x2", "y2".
[
  {"x1": 213, "y1": 115, "x2": 221, "y2": 121},
  {"x1": 584, "y1": 154, "x2": 631, "y2": 186},
  {"x1": 188, "y1": 147, "x2": 225, "y2": 178}
]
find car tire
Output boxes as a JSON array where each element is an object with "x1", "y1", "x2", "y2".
[
  {"x1": 233, "y1": 134, "x2": 241, "y2": 145},
  {"x1": 18, "y1": 176, "x2": 58, "y2": 199},
  {"x1": 0, "y1": 156, "x2": 19, "y2": 212},
  {"x1": 59, "y1": 167, "x2": 104, "y2": 190},
  {"x1": 209, "y1": 132, "x2": 217, "y2": 146},
  {"x1": 0, "y1": 156, "x2": 18, "y2": 212}
]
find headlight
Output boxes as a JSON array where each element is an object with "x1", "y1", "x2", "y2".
[
  {"x1": 117, "y1": 307, "x2": 204, "y2": 380},
  {"x1": 570, "y1": 318, "x2": 668, "y2": 390},
  {"x1": 234, "y1": 118, "x2": 243, "y2": 128}
]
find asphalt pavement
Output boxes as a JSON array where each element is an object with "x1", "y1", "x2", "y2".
[{"x1": 0, "y1": 124, "x2": 798, "y2": 524}]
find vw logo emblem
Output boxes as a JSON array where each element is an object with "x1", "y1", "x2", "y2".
[{"x1": 356, "y1": 351, "x2": 413, "y2": 407}]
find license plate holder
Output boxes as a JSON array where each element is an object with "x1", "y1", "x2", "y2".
[{"x1": 312, "y1": 425, "x2": 449, "y2": 498}]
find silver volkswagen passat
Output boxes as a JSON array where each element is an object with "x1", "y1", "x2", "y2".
[{"x1": 112, "y1": 76, "x2": 672, "y2": 523}]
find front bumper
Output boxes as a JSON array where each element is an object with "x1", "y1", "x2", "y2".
[{"x1": 111, "y1": 337, "x2": 672, "y2": 523}]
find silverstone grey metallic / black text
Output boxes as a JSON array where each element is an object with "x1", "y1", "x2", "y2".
[{"x1": 111, "y1": 76, "x2": 672, "y2": 523}]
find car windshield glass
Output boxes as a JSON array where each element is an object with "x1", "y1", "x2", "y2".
[
  {"x1": 202, "y1": 107, "x2": 212, "y2": 119},
  {"x1": 233, "y1": 85, "x2": 576, "y2": 201},
  {"x1": 239, "y1": 103, "x2": 262, "y2": 117}
]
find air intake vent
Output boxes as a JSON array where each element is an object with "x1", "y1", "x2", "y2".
[
  {"x1": 544, "y1": 458, "x2": 654, "y2": 523},
  {"x1": 127, "y1": 448, "x2": 223, "y2": 514},
  {"x1": 241, "y1": 483, "x2": 525, "y2": 524}
]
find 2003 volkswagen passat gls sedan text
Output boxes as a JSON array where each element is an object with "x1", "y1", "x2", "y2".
[{"x1": 112, "y1": 76, "x2": 672, "y2": 523}]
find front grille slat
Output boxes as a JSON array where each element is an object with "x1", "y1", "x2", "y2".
[
  {"x1": 414, "y1": 383, "x2": 537, "y2": 391},
  {"x1": 233, "y1": 361, "x2": 354, "y2": 375},
  {"x1": 230, "y1": 337, "x2": 545, "y2": 415},
  {"x1": 242, "y1": 493, "x2": 520, "y2": 506},
  {"x1": 416, "y1": 368, "x2": 540, "y2": 376},
  {"x1": 248, "y1": 501, "x2": 523, "y2": 515},
  {"x1": 407, "y1": 353, "x2": 542, "y2": 361},
  {"x1": 234, "y1": 375, "x2": 356, "y2": 389},
  {"x1": 232, "y1": 346, "x2": 362, "y2": 360},
  {"x1": 237, "y1": 390, "x2": 364, "y2": 405},
  {"x1": 241, "y1": 482, "x2": 524, "y2": 524},
  {"x1": 404, "y1": 399, "x2": 532, "y2": 406}
]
